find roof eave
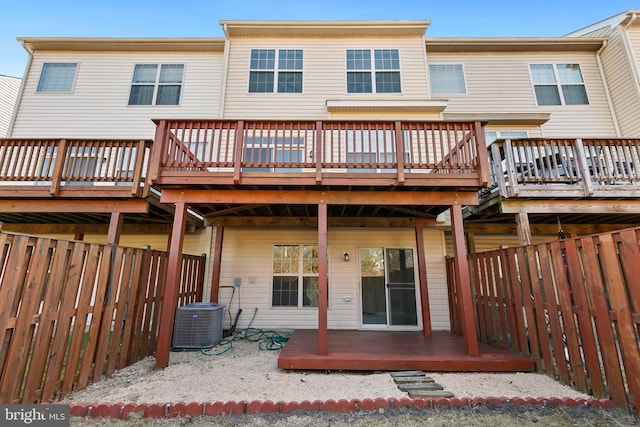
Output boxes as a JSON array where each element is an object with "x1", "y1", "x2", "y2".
[
  {"x1": 426, "y1": 37, "x2": 607, "y2": 52},
  {"x1": 16, "y1": 37, "x2": 226, "y2": 52},
  {"x1": 220, "y1": 20, "x2": 431, "y2": 38}
]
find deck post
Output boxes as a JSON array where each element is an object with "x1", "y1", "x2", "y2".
[
  {"x1": 155, "y1": 202, "x2": 188, "y2": 369},
  {"x1": 317, "y1": 202, "x2": 328, "y2": 356},
  {"x1": 450, "y1": 204, "x2": 479, "y2": 357},
  {"x1": 106, "y1": 211, "x2": 123, "y2": 245},
  {"x1": 209, "y1": 226, "x2": 224, "y2": 303},
  {"x1": 415, "y1": 220, "x2": 432, "y2": 337},
  {"x1": 515, "y1": 211, "x2": 532, "y2": 245}
]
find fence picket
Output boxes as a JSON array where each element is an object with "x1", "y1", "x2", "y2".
[
  {"x1": 76, "y1": 245, "x2": 111, "y2": 390},
  {"x1": 2, "y1": 237, "x2": 47, "y2": 403},
  {"x1": 597, "y1": 234, "x2": 640, "y2": 411}
]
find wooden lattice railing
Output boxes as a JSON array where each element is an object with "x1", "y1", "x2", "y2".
[
  {"x1": 488, "y1": 138, "x2": 640, "y2": 198},
  {"x1": 149, "y1": 119, "x2": 490, "y2": 187}
]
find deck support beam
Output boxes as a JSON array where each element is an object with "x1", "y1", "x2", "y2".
[
  {"x1": 415, "y1": 220, "x2": 432, "y2": 337},
  {"x1": 450, "y1": 204, "x2": 479, "y2": 357},
  {"x1": 156, "y1": 202, "x2": 188, "y2": 369},
  {"x1": 317, "y1": 202, "x2": 329, "y2": 356},
  {"x1": 209, "y1": 226, "x2": 224, "y2": 303}
]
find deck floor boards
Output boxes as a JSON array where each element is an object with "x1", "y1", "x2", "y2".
[{"x1": 278, "y1": 330, "x2": 535, "y2": 372}]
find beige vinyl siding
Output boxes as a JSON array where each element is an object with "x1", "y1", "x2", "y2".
[
  {"x1": 223, "y1": 37, "x2": 429, "y2": 120},
  {"x1": 0, "y1": 75, "x2": 21, "y2": 137},
  {"x1": 11, "y1": 51, "x2": 224, "y2": 139},
  {"x1": 427, "y1": 51, "x2": 618, "y2": 138},
  {"x1": 617, "y1": 25, "x2": 640, "y2": 136},
  {"x1": 444, "y1": 232, "x2": 559, "y2": 256},
  {"x1": 216, "y1": 227, "x2": 450, "y2": 331},
  {"x1": 33, "y1": 231, "x2": 209, "y2": 255},
  {"x1": 594, "y1": 27, "x2": 640, "y2": 137}
]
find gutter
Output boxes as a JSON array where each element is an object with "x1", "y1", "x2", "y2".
[
  {"x1": 7, "y1": 40, "x2": 33, "y2": 137},
  {"x1": 218, "y1": 23, "x2": 231, "y2": 119},
  {"x1": 595, "y1": 40, "x2": 621, "y2": 136}
]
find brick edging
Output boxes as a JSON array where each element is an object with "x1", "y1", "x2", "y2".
[{"x1": 67, "y1": 397, "x2": 615, "y2": 419}]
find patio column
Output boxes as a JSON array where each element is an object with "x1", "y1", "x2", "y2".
[
  {"x1": 156, "y1": 202, "x2": 188, "y2": 369},
  {"x1": 516, "y1": 211, "x2": 532, "y2": 245},
  {"x1": 106, "y1": 211, "x2": 124, "y2": 245},
  {"x1": 450, "y1": 204, "x2": 479, "y2": 356},
  {"x1": 415, "y1": 220, "x2": 432, "y2": 337},
  {"x1": 209, "y1": 226, "x2": 224, "y2": 303},
  {"x1": 317, "y1": 202, "x2": 328, "y2": 356}
]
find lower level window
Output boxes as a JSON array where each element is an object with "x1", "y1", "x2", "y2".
[{"x1": 272, "y1": 244, "x2": 320, "y2": 307}]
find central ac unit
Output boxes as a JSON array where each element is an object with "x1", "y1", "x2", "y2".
[{"x1": 172, "y1": 302, "x2": 225, "y2": 349}]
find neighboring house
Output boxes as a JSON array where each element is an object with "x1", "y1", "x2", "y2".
[
  {"x1": 0, "y1": 74, "x2": 21, "y2": 137},
  {"x1": 463, "y1": 10, "x2": 640, "y2": 250},
  {"x1": 2, "y1": 12, "x2": 640, "y2": 369}
]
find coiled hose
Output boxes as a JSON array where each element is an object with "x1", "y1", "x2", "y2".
[{"x1": 200, "y1": 308, "x2": 289, "y2": 356}]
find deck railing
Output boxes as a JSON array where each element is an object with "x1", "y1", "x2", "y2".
[
  {"x1": 446, "y1": 227, "x2": 640, "y2": 412},
  {"x1": 489, "y1": 138, "x2": 640, "y2": 198},
  {"x1": 0, "y1": 138, "x2": 151, "y2": 197},
  {"x1": 0, "y1": 232, "x2": 206, "y2": 404},
  {"x1": 149, "y1": 120, "x2": 490, "y2": 187}
]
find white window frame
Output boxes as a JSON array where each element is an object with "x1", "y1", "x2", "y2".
[
  {"x1": 248, "y1": 49, "x2": 303, "y2": 93},
  {"x1": 345, "y1": 49, "x2": 402, "y2": 94},
  {"x1": 271, "y1": 244, "x2": 321, "y2": 308},
  {"x1": 529, "y1": 63, "x2": 589, "y2": 106},
  {"x1": 36, "y1": 63, "x2": 78, "y2": 93},
  {"x1": 128, "y1": 64, "x2": 184, "y2": 106},
  {"x1": 428, "y1": 64, "x2": 467, "y2": 95}
]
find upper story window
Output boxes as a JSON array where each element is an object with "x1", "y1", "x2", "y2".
[
  {"x1": 429, "y1": 64, "x2": 466, "y2": 95},
  {"x1": 530, "y1": 64, "x2": 588, "y2": 106},
  {"x1": 128, "y1": 64, "x2": 184, "y2": 105},
  {"x1": 249, "y1": 49, "x2": 303, "y2": 93},
  {"x1": 346, "y1": 49, "x2": 401, "y2": 93},
  {"x1": 36, "y1": 63, "x2": 78, "y2": 93}
]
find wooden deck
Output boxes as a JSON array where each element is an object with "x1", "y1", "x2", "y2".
[{"x1": 277, "y1": 330, "x2": 535, "y2": 372}]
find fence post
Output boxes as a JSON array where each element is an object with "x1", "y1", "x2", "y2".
[
  {"x1": 232, "y1": 121, "x2": 244, "y2": 184},
  {"x1": 474, "y1": 121, "x2": 490, "y2": 186},
  {"x1": 395, "y1": 121, "x2": 406, "y2": 185},
  {"x1": 49, "y1": 139, "x2": 67, "y2": 196},
  {"x1": 503, "y1": 139, "x2": 519, "y2": 197},
  {"x1": 573, "y1": 138, "x2": 593, "y2": 196},
  {"x1": 148, "y1": 120, "x2": 166, "y2": 183}
]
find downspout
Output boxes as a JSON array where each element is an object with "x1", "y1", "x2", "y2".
[
  {"x1": 621, "y1": 12, "x2": 640, "y2": 126},
  {"x1": 218, "y1": 24, "x2": 231, "y2": 119},
  {"x1": 7, "y1": 40, "x2": 33, "y2": 137},
  {"x1": 595, "y1": 40, "x2": 622, "y2": 136}
]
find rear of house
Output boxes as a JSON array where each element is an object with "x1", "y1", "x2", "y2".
[{"x1": 3, "y1": 13, "x2": 640, "y2": 370}]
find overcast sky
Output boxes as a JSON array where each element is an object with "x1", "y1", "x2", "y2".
[{"x1": 0, "y1": 0, "x2": 636, "y2": 78}]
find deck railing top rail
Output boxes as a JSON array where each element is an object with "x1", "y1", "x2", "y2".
[
  {"x1": 488, "y1": 137, "x2": 640, "y2": 198},
  {"x1": 149, "y1": 119, "x2": 490, "y2": 188}
]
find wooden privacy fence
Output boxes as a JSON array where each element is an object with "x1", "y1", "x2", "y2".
[
  {"x1": 0, "y1": 232, "x2": 206, "y2": 404},
  {"x1": 447, "y1": 227, "x2": 640, "y2": 412}
]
